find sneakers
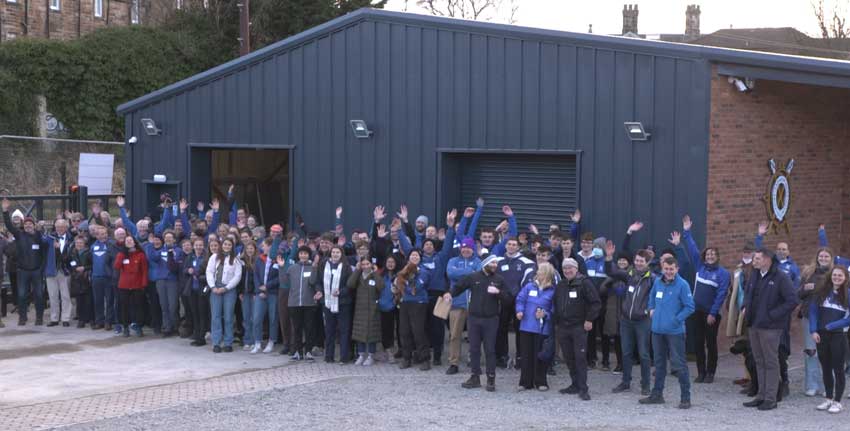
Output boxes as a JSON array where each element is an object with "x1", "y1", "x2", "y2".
[
  {"x1": 462, "y1": 375, "x2": 481, "y2": 389},
  {"x1": 485, "y1": 375, "x2": 496, "y2": 392},
  {"x1": 130, "y1": 323, "x2": 143, "y2": 337},
  {"x1": 355, "y1": 354, "x2": 367, "y2": 366},
  {"x1": 263, "y1": 342, "x2": 275, "y2": 353},
  {"x1": 114, "y1": 324, "x2": 124, "y2": 335},
  {"x1": 805, "y1": 389, "x2": 819, "y2": 397},
  {"x1": 639, "y1": 394, "x2": 665, "y2": 405},
  {"x1": 290, "y1": 352, "x2": 302, "y2": 361},
  {"x1": 828, "y1": 402, "x2": 843, "y2": 414},
  {"x1": 613, "y1": 364, "x2": 623, "y2": 374},
  {"x1": 250, "y1": 343, "x2": 262, "y2": 354},
  {"x1": 305, "y1": 352, "x2": 315, "y2": 361},
  {"x1": 612, "y1": 383, "x2": 630, "y2": 393},
  {"x1": 445, "y1": 365, "x2": 459, "y2": 375},
  {"x1": 363, "y1": 355, "x2": 374, "y2": 366},
  {"x1": 122, "y1": 327, "x2": 130, "y2": 337},
  {"x1": 243, "y1": 344, "x2": 253, "y2": 352},
  {"x1": 817, "y1": 399, "x2": 834, "y2": 411},
  {"x1": 213, "y1": 346, "x2": 222, "y2": 353}
]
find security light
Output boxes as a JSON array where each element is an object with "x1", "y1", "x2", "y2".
[
  {"x1": 728, "y1": 76, "x2": 755, "y2": 93},
  {"x1": 127, "y1": 136, "x2": 138, "y2": 144},
  {"x1": 624, "y1": 122, "x2": 651, "y2": 141},
  {"x1": 350, "y1": 120, "x2": 373, "y2": 139},
  {"x1": 140, "y1": 118, "x2": 162, "y2": 136}
]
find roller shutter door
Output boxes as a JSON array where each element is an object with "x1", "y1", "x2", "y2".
[{"x1": 457, "y1": 154, "x2": 578, "y2": 233}]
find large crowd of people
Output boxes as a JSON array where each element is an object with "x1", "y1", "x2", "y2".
[{"x1": 1, "y1": 189, "x2": 849, "y2": 412}]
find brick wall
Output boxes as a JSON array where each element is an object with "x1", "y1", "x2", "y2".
[{"x1": 706, "y1": 71, "x2": 850, "y2": 269}]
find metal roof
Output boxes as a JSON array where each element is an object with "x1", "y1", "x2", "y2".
[{"x1": 117, "y1": 8, "x2": 850, "y2": 115}]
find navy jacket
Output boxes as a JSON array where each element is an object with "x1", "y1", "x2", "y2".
[
  {"x1": 254, "y1": 257, "x2": 281, "y2": 296},
  {"x1": 743, "y1": 262, "x2": 799, "y2": 330},
  {"x1": 808, "y1": 291, "x2": 850, "y2": 333},
  {"x1": 683, "y1": 230, "x2": 730, "y2": 316},
  {"x1": 497, "y1": 253, "x2": 536, "y2": 297}
]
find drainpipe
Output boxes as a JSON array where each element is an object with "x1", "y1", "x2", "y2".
[
  {"x1": 45, "y1": 0, "x2": 49, "y2": 38},
  {"x1": 78, "y1": 0, "x2": 82, "y2": 38},
  {"x1": 24, "y1": 0, "x2": 29, "y2": 36}
]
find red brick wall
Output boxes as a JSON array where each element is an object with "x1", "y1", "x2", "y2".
[{"x1": 707, "y1": 70, "x2": 850, "y2": 269}]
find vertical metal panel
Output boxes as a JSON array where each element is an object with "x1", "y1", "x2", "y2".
[
  {"x1": 422, "y1": 28, "x2": 439, "y2": 213},
  {"x1": 486, "y1": 36, "x2": 505, "y2": 150},
  {"x1": 375, "y1": 23, "x2": 392, "y2": 209},
  {"x1": 539, "y1": 42, "x2": 558, "y2": 150},
  {"x1": 469, "y1": 34, "x2": 487, "y2": 150},
  {"x1": 522, "y1": 40, "x2": 540, "y2": 150},
  {"x1": 557, "y1": 45, "x2": 577, "y2": 150},
  {"x1": 613, "y1": 52, "x2": 635, "y2": 235},
  {"x1": 594, "y1": 50, "x2": 615, "y2": 232},
  {"x1": 406, "y1": 26, "x2": 424, "y2": 214},
  {"x1": 452, "y1": 32, "x2": 470, "y2": 158},
  {"x1": 651, "y1": 57, "x2": 677, "y2": 243},
  {"x1": 504, "y1": 38, "x2": 522, "y2": 149},
  {"x1": 632, "y1": 54, "x2": 655, "y2": 241}
]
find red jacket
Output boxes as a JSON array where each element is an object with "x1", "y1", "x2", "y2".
[{"x1": 114, "y1": 249, "x2": 149, "y2": 290}]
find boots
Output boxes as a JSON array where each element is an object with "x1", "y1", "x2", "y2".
[
  {"x1": 486, "y1": 375, "x2": 496, "y2": 392},
  {"x1": 462, "y1": 374, "x2": 481, "y2": 389}
]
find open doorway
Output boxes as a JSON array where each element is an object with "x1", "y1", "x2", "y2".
[{"x1": 209, "y1": 149, "x2": 290, "y2": 228}]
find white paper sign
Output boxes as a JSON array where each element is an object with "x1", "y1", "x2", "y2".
[{"x1": 78, "y1": 153, "x2": 115, "y2": 195}]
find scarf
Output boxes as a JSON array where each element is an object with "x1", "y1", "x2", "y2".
[
  {"x1": 214, "y1": 255, "x2": 226, "y2": 288},
  {"x1": 323, "y1": 260, "x2": 341, "y2": 313}
]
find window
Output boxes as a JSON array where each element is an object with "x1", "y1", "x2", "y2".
[
  {"x1": 6, "y1": 33, "x2": 17, "y2": 41},
  {"x1": 50, "y1": 0, "x2": 60, "y2": 11},
  {"x1": 175, "y1": 0, "x2": 182, "y2": 10},
  {"x1": 7, "y1": 0, "x2": 18, "y2": 4},
  {"x1": 130, "y1": 0, "x2": 139, "y2": 24},
  {"x1": 94, "y1": 0, "x2": 103, "y2": 17}
]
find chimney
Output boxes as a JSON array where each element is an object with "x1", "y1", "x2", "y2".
[
  {"x1": 622, "y1": 4, "x2": 639, "y2": 35},
  {"x1": 685, "y1": 5, "x2": 701, "y2": 40}
]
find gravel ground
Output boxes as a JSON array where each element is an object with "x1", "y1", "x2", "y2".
[{"x1": 60, "y1": 362, "x2": 846, "y2": 431}]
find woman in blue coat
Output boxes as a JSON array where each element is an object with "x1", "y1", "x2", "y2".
[{"x1": 515, "y1": 262, "x2": 556, "y2": 391}]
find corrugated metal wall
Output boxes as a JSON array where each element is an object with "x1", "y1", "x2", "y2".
[{"x1": 125, "y1": 17, "x2": 711, "y2": 247}]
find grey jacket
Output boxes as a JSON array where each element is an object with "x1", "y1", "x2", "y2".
[{"x1": 282, "y1": 261, "x2": 318, "y2": 307}]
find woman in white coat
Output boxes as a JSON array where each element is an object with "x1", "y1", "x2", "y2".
[{"x1": 206, "y1": 238, "x2": 243, "y2": 353}]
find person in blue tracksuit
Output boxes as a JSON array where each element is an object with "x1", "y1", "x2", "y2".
[
  {"x1": 90, "y1": 225, "x2": 115, "y2": 330},
  {"x1": 379, "y1": 255, "x2": 402, "y2": 362},
  {"x1": 640, "y1": 256, "x2": 695, "y2": 409},
  {"x1": 398, "y1": 210, "x2": 457, "y2": 365},
  {"x1": 159, "y1": 231, "x2": 184, "y2": 337},
  {"x1": 515, "y1": 262, "x2": 556, "y2": 391},
  {"x1": 682, "y1": 215, "x2": 730, "y2": 383},
  {"x1": 755, "y1": 222, "x2": 800, "y2": 289},
  {"x1": 809, "y1": 266, "x2": 850, "y2": 413},
  {"x1": 393, "y1": 249, "x2": 433, "y2": 370},
  {"x1": 252, "y1": 238, "x2": 281, "y2": 354},
  {"x1": 142, "y1": 234, "x2": 167, "y2": 334},
  {"x1": 496, "y1": 232, "x2": 535, "y2": 368},
  {"x1": 445, "y1": 238, "x2": 482, "y2": 375}
]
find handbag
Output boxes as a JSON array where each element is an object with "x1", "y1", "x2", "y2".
[
  {"x1": 432, "y1": 296, "x2": 451, "y2": 320},
  {"x1": 69, "y1": 271, "x2": 90, "y2": 297},
  {"x1": 538, "y1": 334, "x2": 556, "y2": 362}
]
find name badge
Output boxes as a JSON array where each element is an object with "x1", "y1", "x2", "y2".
[
  {"x1": 587, "y1": 269, "x2": 596, "y2": 277},
  {"x1": 123, "y1": 259, "x2": 130, "y2": 264},
  {"x1": 161, "y1": 251, "x2": 168, "y2": 257},
  {"x1": 372, "y1": 257, "x2": 377, "y2": 264},
  {"x1": 93, "y1": 246, "x2": 100, "y2": 251},
  {"x1": 368, "y1": 279, "x2": 376, "y2": 286},
  {"x1": 193, "y1": 259, "x2": 199, "y2": 266},
  {"x1": 500, "y1": 264, "x2": 509, "y2": 271},
  {"x1": 628, "y1": 286, "x2": 635, "y2": 293},
  {"x1": 273, "y1": 264, "x2": 279, "y2": 269},
  {"x1": 32, "y1": 244, "x2": 40, "y2": 250},
  {"x1": 70, "y1": 261, "x2": 77, "y2": 267},
  {"x1": 569, "y1": 291, "x2": 578, "y2": 298},
  {"x1": 655, "y1": 291, "x2": 663, "y2": 299},
  {"x1": 392, "y1": 248, "x2": 399, "y2": 254},
  {"x1": 529, "y1": 290, "x2": 538, "y2": 297},
  {"x1": 303, "y1": 271, "x2": 312, "y2": 277}
]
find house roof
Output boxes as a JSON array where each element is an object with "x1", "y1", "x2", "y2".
[
  {"x1": 690, "y1": 27, "x2": 850, "y2": 60},
  {"x1": 117, "y1": 9, "x2": 850, "y2": 115}
]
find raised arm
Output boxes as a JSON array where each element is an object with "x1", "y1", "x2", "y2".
[
  {"x1": 755, "y1": 221, "x2": 767, "y2": 249},
  {"x1": 208, "y1": 199, "x2": 221, "y2": 234},
  {"x1": 437, "y1": 210, "x2": 457, "y2": 261},
  {"x1": 227, "y1": 185, "x2": 237, "y2": 226},
  {"x1": 116, "y1": 196, "x2": 138, "y2": 238},
  {"x1": 154, "y1": 205, "x2": 173, "y2": 236},
  {"x1": 681, "y1": 215, "x2": 701, "y2": 270},
  {"x1": 818, "y1": 224, "x2": 828, "y2": 247},
  {"x1": 467, "y1": 198, "x2": 484, "y2": 239}
]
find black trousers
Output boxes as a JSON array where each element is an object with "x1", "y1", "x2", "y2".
[
  {"x1": 189, "y1": 290, "x2": 209, "y2": 342},
  {"x1": 144, "y1": 282, "x2": 161, "y2": 331},
  {"x1": 75, "y1": 292, "x2": 94, "y2": 324},
  {"x1": 118, "y1": 288, "x2": 145, "y2": 326},
  {"x1": 558, "y1": 324, "x2": 589, "y2": 392},
  {"x1": 427, "y1": 295, "x2": 447, "y2": 359},
  {"x1": 469, "y1": 315, "x2": 499, "y2": 376},
  {"x1": 381, "y1": 308, "x2": 400, "y2": 350},
  {"x1": 691, "y1": 310, "x2": 721, "y2": 375},
  {"x1": 497, "y1": 296, "x2": 519, "y2": 361},
  {"x1": 519, "y1": 331, "x2": 549, "y2": 389},
  {"x1": 818, "y1": 331, "x2": 849, "y2": 402},
  {"x1": 587, "y1": 295, "x2": 606, "y2": 364},
  {"x1": 180, "y1": 292, "x2": 193, "y2": 331},
  {"x1": 399, "y1": 302, "x2": 429, "y2": 362},
  {"x1": 289, "y1": 306, "x2": 317, "y2": 355}
]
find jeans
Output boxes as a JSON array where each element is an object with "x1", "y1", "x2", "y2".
[
  {"x1": 253, "y1": 293, "x2": 278, "y2": 344},
  {"x1": 242, "y1": 293, "x2": 255, "y2": 345},
  {"x1": 46, "y1": 273, "x2": 71, "y2": 323},
  {"x1": 18, "y1": 269, "x2": 45, "y2": 321},
  {"x1": 210, "y1": 288, "x2": 237, "y2": 347},
  {"x1": 620, "y1": 318, "x2": 651, "y2": 389},
  {"x1": 651, "y1": 332, "x2": 691, "y2": 402},
  {"x1": 802, "y1": 317, "x2": 825, "y2": 394},
  {"x1": 358, "y1": 342, "x2": 377, "y2": 354},
  {"x1": 468, "y1": 315, "x2": 499, "y2": 376},
  {"x1": 92, "y1": 277, "x2": 111, "y2": 325},
  {"x1": 323, "y1": 304, "x2": 352, "y2": 362},
  {"x1": 156, "y1": 279, "x2": 180, "y2": 332}
]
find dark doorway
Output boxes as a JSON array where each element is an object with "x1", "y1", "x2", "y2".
[{"x1": 207, "y1": 149, "x2": 290, "y2": 228}]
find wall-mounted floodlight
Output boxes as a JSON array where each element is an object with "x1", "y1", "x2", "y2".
[
  {"x1": 728, "y1": 76, "x2": 755, "y2": 93},
  {"x1": 350, "y1": 120, "x2": 373, "y2": 139},
  {"x1": 127, "y1": 136, "x2": 138, "y2": 144},
  {"x1": 140, "y1": 118, "x2": 162, "y2": 136},
  {"x1": 624, "y1": 122, "x2": 651, "y2": 141}
]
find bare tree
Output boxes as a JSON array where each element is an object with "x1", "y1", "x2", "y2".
[
  {"x1": 417, "y1": 0, "x2": 518, "y2": 23},
  {"x1": 813, "y1": 0, "x2": 849, "y2": 38}
]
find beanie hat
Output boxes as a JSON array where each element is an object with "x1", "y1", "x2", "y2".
[
  {"x1": 481, "y1": 254, "x2": 503, "y2": 267},
  {"x1": 11, "y1": 209, "x2": 24, "y2": 221},
  {"x1": 562, "y1": 258, "x2": 579, "y2": 269},
  {"x1": 592, "y1": 237, "x2": 607, "y2": 250},
  {"x1": 460, "y1": 238, "x2": 475, "y2": 249},
  {"x1": 416, "y1": 215, "x2": 429, "y2": 225}
]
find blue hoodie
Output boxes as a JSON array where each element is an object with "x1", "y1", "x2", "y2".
[
  {"x1": 683, "y1": 229, "x2": 730, "y2": 317},
  {"x1": 809, "y1": 291, "x2": 850, "y2": 333},
  {"x1": 144, "y1": 243, "x2": 181, "y2": 282},
  {"x1": 400, "y1": 266, "x2": 433, "y2": 304},
  {"x1": 446, "y1": 254, "x2": 481, "y2": 309},
  {"x1": 648, "y1": 273, "x2": 695, "y2": 335},
  {"x1": 515, "y1": 281, "x2": 555, "y2": 335},
  {"x1": 399, "y1": 226, "x2": 456, "y2": 294},
  {"x1": 90, "y1": 239, "x2": 113, "y2": 278}
]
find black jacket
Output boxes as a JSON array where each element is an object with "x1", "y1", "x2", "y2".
[
  {"x1": 743, "y1": 261, "x2": 798, "y2": 330},
  {"x1": 553, "y1": 274, "x2": 601, "y2": 328},
  {"x1": 606, "y1": 261, "x2": 655, "y2": 321},
  {"x1": 310, "y1": 258, "x2": 354, "y2": 306},
  {"x1": 451, "y1": 270, "x2": 509, "y2": 318},
  {"x1": 3, "y1": 211, "x2": 47, "y2": 271}
]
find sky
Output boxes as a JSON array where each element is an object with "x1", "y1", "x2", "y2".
[{"x1": 384, "y1": 0, "x2": 834, "y2": 38}]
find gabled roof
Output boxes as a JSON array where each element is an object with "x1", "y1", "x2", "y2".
[
  {"x1": 118, "y1": 9, "x2": 850, "y2": 115},
  {"x1": 691, "y1": 27, "x2": 850, "y2": 60}
]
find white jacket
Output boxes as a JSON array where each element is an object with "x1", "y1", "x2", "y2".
[{"x1": 205, "y1": 254, "x2": 243, "y2": 291}]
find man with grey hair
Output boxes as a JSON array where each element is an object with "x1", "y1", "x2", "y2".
[{"x1": 45, "y1": 218, "x2": 74, "y2": 327}]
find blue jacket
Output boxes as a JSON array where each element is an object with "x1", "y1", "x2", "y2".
[
  {"x1": 399, "y1": 226, "x2": 456, "y2": 294},
  {"x1": 43, "y1": 232, "x2": 73, "y2": 277},
  {"x1": 90, "y1": 240, "x2": 113, "y2": 278},
  {"x1": 755, "y1": 233, "x2": 800, "y2": 288},
  {"x1": 515, "y1": 281, "x2": 555, "y2": 335},
  {"x1": 379, "y1": 272, "x2": 398, "y2": 312},
  {"x1": 144, "y1": 243, "x2": 179, "y2": 282},
  {"x1": 496, "y1": 253, "x2": 536, "y2": 297},
  {"x1": 400, "y1": 267, "x2": 433, "y2": 304},
  {"x1": 254, "y1": 257, "x2": 281, "y2": 296},
  {"x1": 648, "y1": 273, "x2": 695, "y2": 335},
  {"x1": 446, "y1": 255, "x2": 481, "y2": 309},
  {"x1": 809, "y1": 291, "x2": 850, "y2": 333},
  {"x1": 683, "y1": 230, "x2": 730, "y2": 316},
  {"x1": 579, "y1": 252, "x2": 607, "y2": 286},
  {"x1": 818, "y1": 228, "x2": 850, "y2": 269},
  {"x1": 456, "y1": 204, "x2": 483, "y2": 244}
]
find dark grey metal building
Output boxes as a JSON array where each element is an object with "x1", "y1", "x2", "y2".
[{"x1": 118, "y1": 8, "x2": 850, "y2": 247}]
